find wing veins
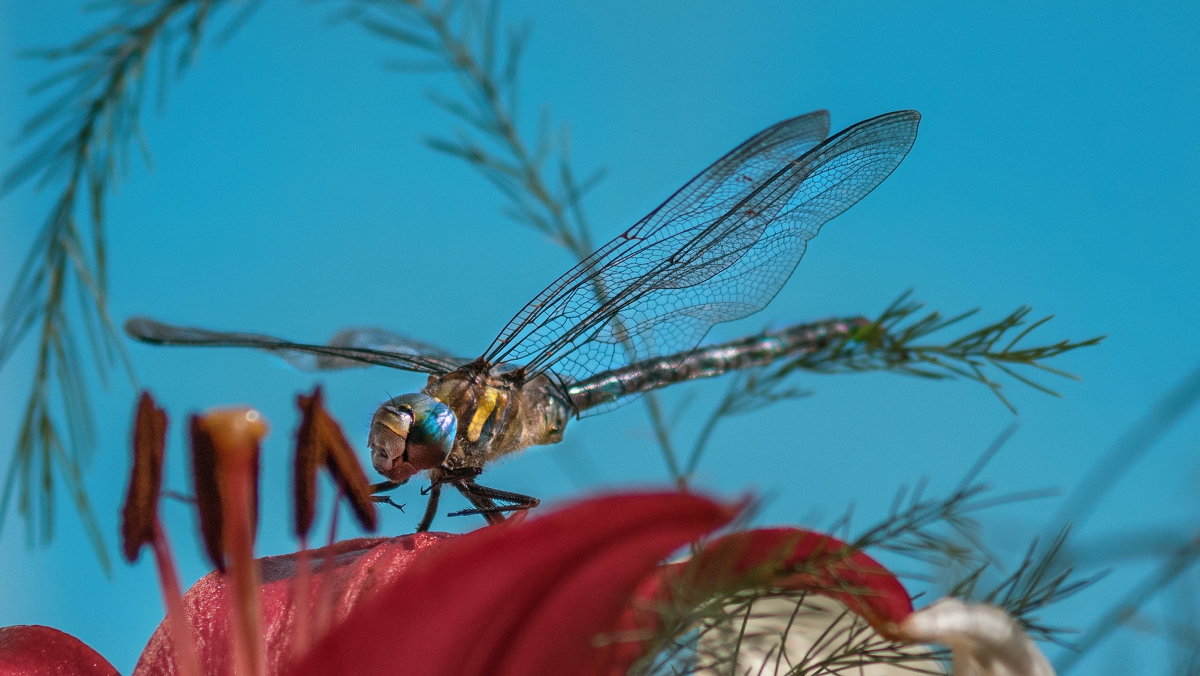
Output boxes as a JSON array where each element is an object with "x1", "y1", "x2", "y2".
[
  {"x1": 515, "y1": 153, "x2": 808, "y2": 374},
  {"x1": 483, "y1": 111, "x2": 833, "y2": 360},
  {"x1": 125, "y1": 317, "x2": 455, "y2": 374},
  {"x1": 481, "y1": 111, "x2": 919, "y2": 402}
]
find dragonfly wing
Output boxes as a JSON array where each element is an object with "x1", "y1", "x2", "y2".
[
  {"x1": 320, "y1": 327, "x2": 470, "y2": 370},
  {"x1": 486, "y1": 110, "x2": 830, "y2": 365},
  {"x1": 623, "y1": 110, "x2": 832, "y2": 241},
  {"x1": 483, "y1": 111, "x2": 919, "y2": 391},
  {"x1": 125, "y1": 317, "x2": 459, "y2": 374}
]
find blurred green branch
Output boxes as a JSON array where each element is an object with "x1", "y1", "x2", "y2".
[
  {"x1": 1058, "y1": 532, "x2": 1200, "y2": 673},
  {"x1": 1050, "y1": 362, "x2": 1200, "y2": 673},
  {"x1": 1, "y1": 0, "x2": 245, "y2": 565}
]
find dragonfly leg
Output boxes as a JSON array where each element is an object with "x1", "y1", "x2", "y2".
[
  {"x1": 415, "y1": 482, "x2": 443, "y2": 533},
  {"x1": 459, "y1": 488, "x2": 504, "y2": 525},
  {"x1": 370, "y1": 480, "x2": 404, "y2": 493},
  {"x1": 371, "y1": 496, "x2": 406, "y2": 512},
  {"x1": 439, "y1": 466, "x2": 484, "y2": 481},
  {"x1": 447, "y1": 481, "x2": 541, "y2": 523},
  {"x1": 369, "y1": 480, "x2": 406, "y2": 512}
]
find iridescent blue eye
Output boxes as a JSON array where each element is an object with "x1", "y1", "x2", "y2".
[
  {"x1": 368, "y1": 394, "x2": 457, "y2": 482},
  {"x1": 391, "y1": 393, "x2": 456, "y2": 470}
]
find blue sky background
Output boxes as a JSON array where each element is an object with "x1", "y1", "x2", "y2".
[{"x1": 2, "y1": 1, "x2": 1198, "y2": 673}]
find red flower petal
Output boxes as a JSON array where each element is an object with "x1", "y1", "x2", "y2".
[
  {"x1": 291, "y1": 491, "x2": 735, "y2": 676},
  {"x1": 612, "y1": 527, "x2": 914, "y2": 671},
  {"x1": 0, "y1": 625, "x2": 118, "y2": 676},
  {"x1": 679, "y1": 528, "x2": 913, "y2": 635},
  {"x1": 134, "y1": 532, "x2": 455, "y2": 675},
  {"x1": 133, "y1": 492, "x2": 731, "y2": 675}
]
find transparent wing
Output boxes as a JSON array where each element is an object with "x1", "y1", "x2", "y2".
[
  {"x1": 126, "y1": 317, "x2": 464, "y2": 374},
  {"x1": 319, "y1": 327, "x2": 469, "y2": 370},
  {"x1": 486, "y1": 110, "x2": 830, "y2": 366},
  {"x1": 483, "y1": 111, "x2": 919, "y2": 393}
]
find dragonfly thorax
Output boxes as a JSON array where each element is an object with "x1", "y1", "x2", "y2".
[{"x1": 419, "y1": 365, "x2": 573, "y2": 469}]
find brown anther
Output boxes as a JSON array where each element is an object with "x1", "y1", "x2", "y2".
[
  {"x1": 294, "y1": 391, "x2": 324, "y2": 540},
  {"x1": 294, "y1": 387, "x2": 378, "y2": 539},
  {"x1": 120, "y1": 391, "x2": 168, "y2": 563},
  {"x1": 190, "y1": 407, "x2": 267, "y2": 572}
]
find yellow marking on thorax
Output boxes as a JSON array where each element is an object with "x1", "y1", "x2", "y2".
[{"x1": 466, "y1": 386, "x2": 508, "y2": 442}]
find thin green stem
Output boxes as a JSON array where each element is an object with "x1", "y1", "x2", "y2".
[{"x1": 3, "y1": 0, "x2": 227, "y2": 562}]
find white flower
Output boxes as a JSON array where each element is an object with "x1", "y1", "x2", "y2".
[
  {"x1": 697, "y1": 593, "x2": 941, "y2": 675},
  {"x1": 897, "y1": 598, "x2": 1056, "y2": 676}
]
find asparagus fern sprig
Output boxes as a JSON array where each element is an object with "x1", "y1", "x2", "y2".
[
  {"x1": 1, "y1": 0, "x2": 242, "y2": 565},
  {"x1": 812, "y1": 291, "x2": 1104, "y2": 411}
]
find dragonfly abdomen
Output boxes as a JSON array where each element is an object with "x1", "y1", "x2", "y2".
[{"x1": 567, "y1": 317, "x2": 867, "y2": 412}]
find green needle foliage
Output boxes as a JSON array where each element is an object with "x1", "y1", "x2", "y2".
[
  {"x1": 345, "y1": 0, "x2": 604, "y2": 259},
  {"x1": 946, "y1": 529, "x2": 1096, "y2": 647},
  {"x1": 793, "y1": 291, "x2": 1104, "y2": 409},
  {"x1": 706, "y1": 291, "x2": 1106, "y2": 421},
  {"x1": 634, "y1": 461, "x2": 1093, "y2": 674},
  {"x1": 11, "y1": 3, "x2": 1191, "y2": 670},
  {"x1": 682, "y1": 295, "x2": 1102, "y2": 479},
  {"x1": 1, "y1": 0, "x2": 248, "y2": 565}
]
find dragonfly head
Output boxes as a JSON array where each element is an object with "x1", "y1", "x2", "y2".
[{"x1": 367, "y1": 393, "x2": 457, "y2": 482}]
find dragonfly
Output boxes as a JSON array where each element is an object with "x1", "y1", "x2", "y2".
[{"x1": 127, "y1": 109, "x2": 921, "y2": 531}]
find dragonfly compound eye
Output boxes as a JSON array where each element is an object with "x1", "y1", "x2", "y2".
[
  {"x1": 403, "y1": 393, "x2": 457, "y2": 470},
  {"x1": 367, "y1": 393, "x2": 457, "y2": 482}
]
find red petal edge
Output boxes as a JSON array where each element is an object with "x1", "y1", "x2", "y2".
[
  {"x1": 632, "y1": 528, "x2": 913, "y2": 645},
  {"x1": 0, "y1": 625, "x2": 118, "y2": 676},
  {"x1": 289, "y1": 491, "x2": 735, "y2": 676}
]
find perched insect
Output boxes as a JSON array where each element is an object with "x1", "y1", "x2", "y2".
[{"x1": 127, "y1": 110, "x2": 920, "y2": 531}]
